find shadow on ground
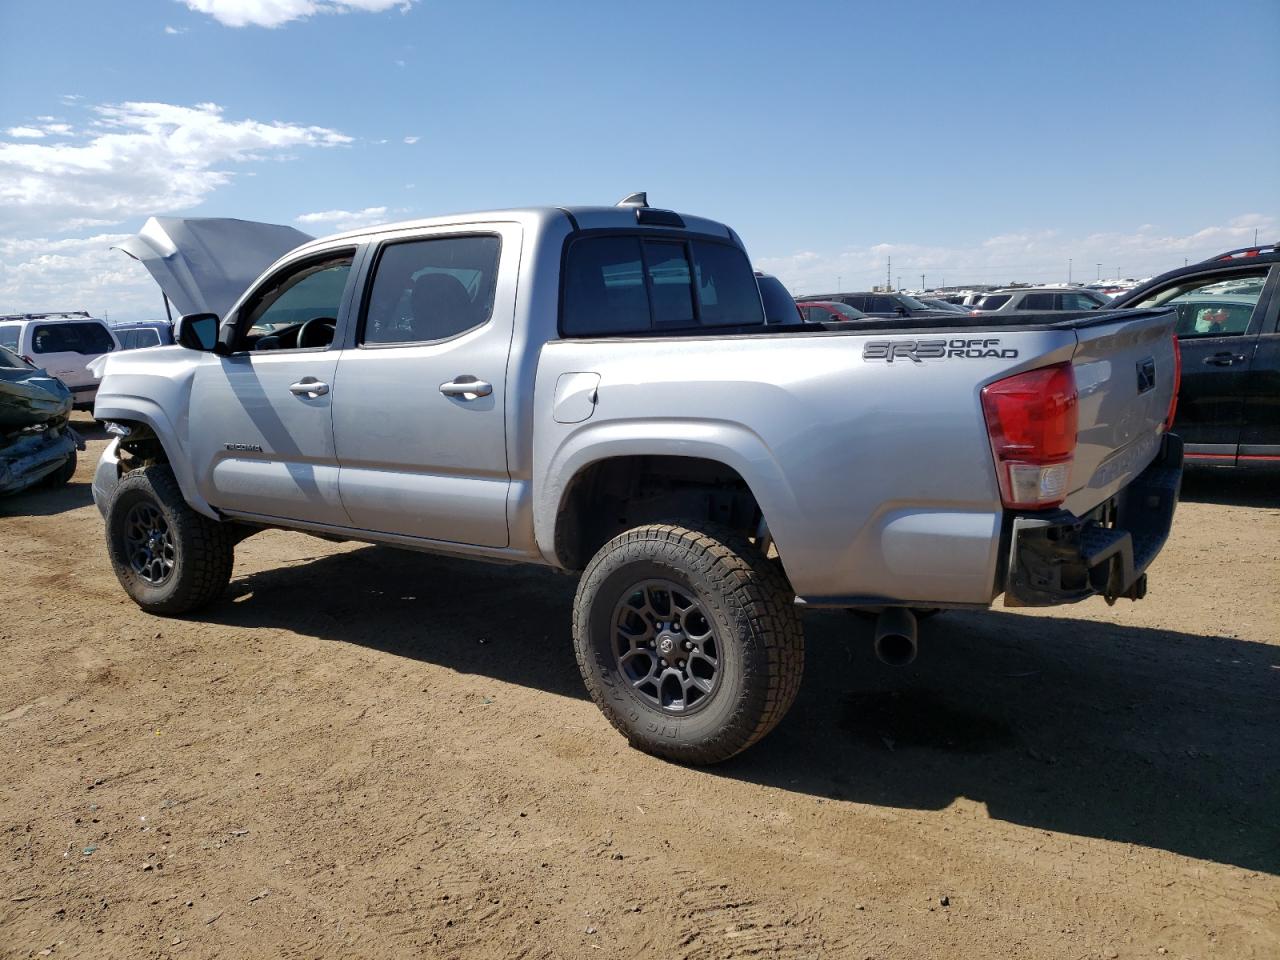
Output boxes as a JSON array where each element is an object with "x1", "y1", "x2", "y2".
[
  {"x1": 1180, "y1": 467, "x2": 1279, "y2": 508},
  {"x1": 204, "y1": 543, "x2": 1280, "y2": 875}
]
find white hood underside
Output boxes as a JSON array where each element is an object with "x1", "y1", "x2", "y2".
[{"x1": 112, "y1": 216, "x2": 314, "y2": 319}]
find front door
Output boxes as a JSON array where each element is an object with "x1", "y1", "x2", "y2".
[
  {"x1": 332, "y1": 226, "x2": 519, "y2": 547},
  {"x1": 1129, "y1": 264, "x2": 1272, "y2": 461},
  {"x1": 189, "y1": 248, "x2": 359, "y2": 524}
]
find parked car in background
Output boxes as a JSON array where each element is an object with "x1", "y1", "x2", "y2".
[
  {"x1": 0, "y1": 345, "x2": 80, "y2": 496},
  {"x1": 0, "y1": 313, "x2": 118, "y2": 408},
  {"x1": 797, "y1": 291, "x2": 944, "y2": 317},
  {"x1": 1107, "y1": 243, "x2": 1279, "y2": 469},
  {"x1": 754, "y1": 271, "x2": 803, "y2": 324},
  {"x1": 112, "y1": 320, "x2": 174, "y2": 350},
  {"x1": 915, "y1": 297, "x2": 969, "y2": 314},
  {"x1": 797, "y1": 300, "x2": 867, "y2": 322},
  {"x1": 969, "y1": 288, "x2": 1109, "y2": 316}
]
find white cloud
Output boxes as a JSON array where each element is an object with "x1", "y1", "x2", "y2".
[
  {"x1": 402, "y1": 135, "x2": 419, "y2": 144},
  {"x1": 0, "y1": 100, "x2": 351, "y2": 232},
  {"x1": 6, "y1": 127, "x2": 46, "y2": 139},
  {"x1": 0, "y1": 233, "x2": 162, "y2": 320},
  {"x1": 164, "y1": 25, "x2": 188, "y2": 34},
  {"x1": 182, "y1": 0, "x2": 413, "y2": 29},
  {"x1": 755, "y1": 214, "x2": 1278, "y2": 294},
  {"x1": 42, "y1": 123, "x2": 72, "y2": 135},
  {"x1": 296, "y1": 206, "x2": 389, "y2": 232}
]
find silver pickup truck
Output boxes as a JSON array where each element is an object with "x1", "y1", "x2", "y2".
[{"x1": 92, "y1": 200, "x2": 1183, "y2": 763}]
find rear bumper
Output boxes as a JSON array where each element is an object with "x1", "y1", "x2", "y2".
[{"x1": 1003, "y1": 433, "x2": 1182, "y2": 607}]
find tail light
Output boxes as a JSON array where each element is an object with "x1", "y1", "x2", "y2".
[
  {"x1": 1164, "y1": 336, "x2": 1182, "y2": 432},
  {"x1": 981, "y1": 362, "x2": 1078, "y2": 510}
]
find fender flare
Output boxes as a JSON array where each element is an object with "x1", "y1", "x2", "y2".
[
  {"x1": 534, "y1": 418, "x2": 803, "y2": 570},
  {"x1": 93, "y1": 396, "x2": 219, "y2": 519}
]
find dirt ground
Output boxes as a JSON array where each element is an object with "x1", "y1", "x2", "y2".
[{"x1": 2, "y1": 414, "x2": 1277, "y2": 960}]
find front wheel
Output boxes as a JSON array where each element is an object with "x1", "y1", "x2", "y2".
[
  {"x1": 573, "y1": 522, "x2": 804, "y2": 764},
  {"x1": 104, "y1": 464, "x2": 235, "y2": 615}
]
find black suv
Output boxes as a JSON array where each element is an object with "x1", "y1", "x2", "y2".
[
  {"x1": 796, "y1": 291, "x2": 942, "y2": 317},
  {"x1": 1108, "y1": 243, "x2": 1279, "y2": 469}
]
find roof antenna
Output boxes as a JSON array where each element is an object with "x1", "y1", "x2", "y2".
[{"x1": 616, "y1": 191, "x2": 648, "y2": 208}]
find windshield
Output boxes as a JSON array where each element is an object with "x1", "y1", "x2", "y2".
[
  {"x1": 0, "y1": 345, "x2": 31, "y2": 369},
  {"x1": 975, "y1": 294, "x2": 1013, "y2": 310},
  {"x1": 828, "y1": 302, "x2": 865, "y2": 320},
  {"x1": 897, "y1": 294, "x2": 930, "y2": 311}
]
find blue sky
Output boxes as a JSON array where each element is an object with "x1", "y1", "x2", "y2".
[{"x1": 1, "y1": 0, "x2": 1277, "y2": 318}]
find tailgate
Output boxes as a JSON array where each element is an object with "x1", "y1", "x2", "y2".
[{"x1": 1066, "y1": 307, "x2": 1177, "y2": 515}]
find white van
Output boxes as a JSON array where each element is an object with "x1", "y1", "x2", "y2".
[{"x1": 0, "y1": 312, "x2": 119, "y2": 408}]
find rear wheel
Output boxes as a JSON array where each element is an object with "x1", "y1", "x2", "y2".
[
  {"x1": 573, "y1": 522, "x2": 804, "y2": 764},
  {"x1": 105, "y1": 464, "x2": 234, "y2": 615}
]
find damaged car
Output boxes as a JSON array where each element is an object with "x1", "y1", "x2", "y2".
[{"x1": 0, "y1": 345, "x2": 82, "y2": 496}]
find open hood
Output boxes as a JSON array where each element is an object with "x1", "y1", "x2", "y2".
[{"x1": 112, "y1": 217, "x2": 314, "y2": 320}]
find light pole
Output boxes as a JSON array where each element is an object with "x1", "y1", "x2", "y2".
[
  {"x1": 1068, "y1": 258, "x2": 1072, "y2": 284},
  {"x1": 837, "y1": 274, "x2": 842, "y2": 291},
  {"x1": 920, "y1": 273, "x2": 925, "y2": 291},
  {"x1": 1096, "y1": 263, "x2": 1102, "y2": 281}
]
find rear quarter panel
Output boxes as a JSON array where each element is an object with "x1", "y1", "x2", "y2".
[{"x1": 534, "y1": 328, "x2": 1078, "y2": 605}]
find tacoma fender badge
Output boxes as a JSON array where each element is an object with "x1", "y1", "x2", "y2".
[
  {"x1": 863, "y1": 337, "x2": 1020, "y2": 363},
  {"x1": 224, "y1": 442, "x2": 264, "y2": 453}
]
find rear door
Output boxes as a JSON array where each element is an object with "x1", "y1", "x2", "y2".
[
  {"x1": 27, "y1": 321, "x2": 116, "y2": 393},
  {"x1": 331, "y1": 225, "x2": 519, "y2": 547},
  {"x1": 1126, "y1": 264, "x2": 1273, "y2": 462}
]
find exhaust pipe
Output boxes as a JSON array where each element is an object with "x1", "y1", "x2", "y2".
[{"x1": 873, "y1": 607, "x2": 918, "y2": 666}]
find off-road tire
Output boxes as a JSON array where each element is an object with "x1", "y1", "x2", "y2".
[
  {"x1": 105, "y1": 464, "x2": 234, "y2": 615},
  {"x1": 573, "y1": 522, "x2": 804, "y2": 764},
  {"x1": 42, "y1": 450, "x2": 77, "y2": 489}
]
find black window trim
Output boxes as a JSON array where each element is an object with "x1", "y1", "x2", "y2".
[
  {"x1": 557, "y1": 228, "x2": 766, "y2": 339},
  {"x1": 354, "y1": 231, "x2": 504, "y2": 350},
  {"x1": 230, "y1": 246, "x2": 360, "y2": 355}
]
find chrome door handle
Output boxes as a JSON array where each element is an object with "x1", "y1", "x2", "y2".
[
  {"x1": 439, "y1": 376, "x2": 492, "y2": 399},
  {"x1": 289, "y1": 378, "x2": 329, "y2": 397}
]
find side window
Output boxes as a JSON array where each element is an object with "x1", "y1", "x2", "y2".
[
  {"x1": 867, "y1": 296, "x2": 894, "y2": 312},
  {"x1": 1060, "y1": 292, "x2": 1100, "y2": 311},
  {"x1": 362, "y1": 235, "x2": 501, "y2": 346},
  {"x1": 1021, "y1": 292, "x2": 1056, "y2": 310},
  {"x1": 561, "y1": 235, "x2": 764, "y2": 336},
  {"x1": 1134, "y1": 267, "x2": 1269, "y2": 339},
  {"x1": 138, "y1": 329, "x2": 161, "y2": 347},
  {"x1": 118, "y1": 330, "x2": 136, "y2": 350},
  {"x1": 241, "y1": 253, "x2": 354, "y2": 351},
  {"x1": 0, "y1": 325, "x2": 20, "y2": 351}
]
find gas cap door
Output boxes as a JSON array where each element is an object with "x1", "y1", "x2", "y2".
[{"x1": 552, "y1": 372, "x2": 600, "y2": 424}]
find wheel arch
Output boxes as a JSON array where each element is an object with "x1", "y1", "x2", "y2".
[
  {"x1": 537, "y1": 424, "x2": 802, "y2": 573},
  {"x1": 93, "y1": 399, "x2": 217, "y2": 519}
]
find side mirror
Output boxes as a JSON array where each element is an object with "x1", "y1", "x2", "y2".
[
  {"x1": 175, "y1": 313, "x2": 220, "y2": 351},
  {"x1": 896, "y1": 306, "x2": 909, "y2": 316}
]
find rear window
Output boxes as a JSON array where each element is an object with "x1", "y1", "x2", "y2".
[
  {"x1": 0, "y1": 325, "x2": 18, "y2": 351},
  {"x1": 1021, "y1": 292, "x2": 1056, "y2": 310},
  {"x1": 31, "y1": 322, "x2": 114, "y2": 355},
  {"x1": 976, "y1": 294, "x2": 1012, "y2": 310},
  {"x1": 561, "y1": 235, "x2": 765, "y2": 337},
  {"x1": 117, "y1": 328, "x2": 162, "y2": 349}
]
